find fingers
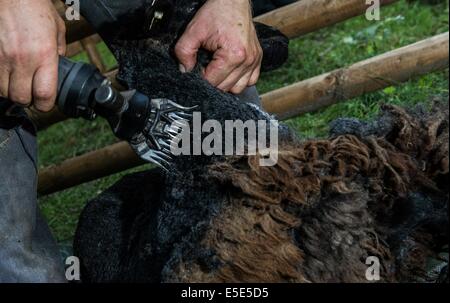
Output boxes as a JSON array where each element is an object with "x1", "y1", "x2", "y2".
[
  {"x1": 8, "y1": 66, "x2": 34, "y2": 107},
  {"x1": 174, "y1": 26, "x2": 204, "y2": 73},
  {"x1": 216, "y1": 63, "x2": 249, "y2": 92},
  {"x1": 249, "y1": 44, "x2": 263, "y2": 86},
  {"x1": 204, "y1": 47, "x2": 246, "y2": 87},
  {"x1": 230, "y1": 72, "x2": 253, "y2": 95},
  {"x1": 4, "y1": 43, "x2": 58, "y2": 112},
  {"x1": 0, "y1": 0, "x2": 65, "y2": 110},
  {"x1": 0, "y1": 65, "x2": 10, "y2": 99},
  {"x1": 32, "y1": 55, "x2": 58, "y2": 112},
  {"x1": 206, "y1": 42, "x2": 262, "y2": 94},
  {"x1": 227, "y1": 48, "x2": 262, "y2": 94},
  {"x1": 248, "y1": 63, "x2": 261, "y2": 87},
  {"x1": 174, "y1": 0, "x2": 262, "y2": 94}
]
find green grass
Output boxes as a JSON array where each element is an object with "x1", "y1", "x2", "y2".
[{"x1": 39, "y1": 0, "x2": 449, "y2": 243}]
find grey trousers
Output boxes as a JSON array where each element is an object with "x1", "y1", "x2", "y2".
[{"x1": 0, "y1": 105, "x2": 65, "y2": 283}]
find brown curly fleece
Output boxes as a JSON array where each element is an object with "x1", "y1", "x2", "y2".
[{"x1": 75, "y1": 101, "x2": 449, "y2": 283}]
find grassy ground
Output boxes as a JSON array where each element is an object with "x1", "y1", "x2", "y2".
[{"x1": 38, "y1": 0, "x2": 449, "y2": 243}]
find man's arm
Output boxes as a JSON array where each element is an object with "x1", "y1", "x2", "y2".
[
  {"x1": 175, "y1": 0, "x2": 262, "y2": 94},
  {"x1": 0, "y1": 0, "x2": 66, "y2": 112}
]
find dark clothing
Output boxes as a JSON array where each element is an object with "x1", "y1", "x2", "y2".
[
  {"x1": 252, "y1": 0, "x2": 297, "y2": 16},
  {"x1": 0, "y1": 102, "x2": 65, "y2": 283}
]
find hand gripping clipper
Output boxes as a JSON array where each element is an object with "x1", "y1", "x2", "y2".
[{"x1": 57, "y1": 56, "x2": 193, "y2": 170}]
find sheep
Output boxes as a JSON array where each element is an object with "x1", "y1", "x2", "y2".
[
  {"x1": 74, "y1": 99, "x2": 449, "y2": 283},
  {"x1": 73, "y1": 0, "x2": 449, "y2": 283}
]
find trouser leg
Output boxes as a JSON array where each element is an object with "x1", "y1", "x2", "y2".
[{"x1": 0, "y1": 108, "x2": 65, "y2": 283}]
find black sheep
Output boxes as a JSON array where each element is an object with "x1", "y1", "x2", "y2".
[{"x1": 73, "y1": 0, "x2": 449, "y2": 283}]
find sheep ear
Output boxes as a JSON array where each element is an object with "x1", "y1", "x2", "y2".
[{"x1": 254, "y1": 22, "x2": 290, "y2": 73}]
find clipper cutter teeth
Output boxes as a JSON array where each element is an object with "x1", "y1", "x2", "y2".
[{"x1": 131, "y1": 98, "x2": 196, "y2": 171}]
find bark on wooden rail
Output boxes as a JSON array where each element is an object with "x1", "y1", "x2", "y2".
[{"x1": 37, "y1": 33, "x2": 450, "y2": 196}]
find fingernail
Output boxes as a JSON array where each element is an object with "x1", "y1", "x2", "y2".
[{"x1": 179, "y1": 64, "x2": 187, "y2": 73}]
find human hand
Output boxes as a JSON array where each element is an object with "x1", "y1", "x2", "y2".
[
  {"x1": 0, "y1": 0, "x2": 66, "y2": 112},
  {"x1": 175, "y1": 0, "x2": 262, "y2": 94}
]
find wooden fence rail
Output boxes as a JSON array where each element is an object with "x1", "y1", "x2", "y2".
[{"x1": 262, "y1": 32, "x2": 450, "y2": 119}]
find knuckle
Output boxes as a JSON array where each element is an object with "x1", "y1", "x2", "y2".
[
  {"x1": 11, "y1": 94, "x2": 31, "y2": 105},
  {"x1": 6, "y1": 44, "x2": 54, "y2": 63},
  {"x1": 248, "y1": 78, "x2": 258, "y2": 86},
  {"x1": 5, "y1": 46, "x2": 24, "y2": 62},
  {"x1": 37, "y1": 43, "x2": 56, "y2": 58},
  {"x1": 231, "y1": 85, "x2": 245, "y2": 94},
  {"x1": 35, "y1": 102, "x2": 54, "y2": 113},
  {"x1": 175, "y1": 45, "x2": 190, "y2": 57},
  {"x1": 245, "y1": 54, "x2": 256, "y2": 66},
  {"x1": 35, "y1": 87, "x2": 55, "y2": 101},
  {"x1": 230, "y1": 47, "x2": 247, "y2": 63},
  {"x1": 216, "y1": 83, "x2": 229, "y2": 92}
]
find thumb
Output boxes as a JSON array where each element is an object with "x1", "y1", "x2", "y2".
[
  {"x1": 56, "y1": 18, "x2": 67, "y2": 56},
  {"x1": 175, "y1": 31, "x2": 202, "y2": 73}
]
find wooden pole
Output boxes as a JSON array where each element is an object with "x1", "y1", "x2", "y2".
[
  {"x1": 37, "y1": 33, "x2": 450, "y2": 196},
  {"x1": 66, "y1": 41, "x2": 84, "y2": 58},
  {"x1": 26, "y1": 107, "x2": 67, "y2": 131},
  {"x1": 255, "y1": 0, "x2": 398, "y2": 39},
  {"x1": 81, "y1": 36, "x2": 107, "y2": 73},
  {"x1": 38, "y1": 142, "x2": 143, "y2": 196},
  {"x1": 66, "y1": 35, "x2": 102, "y2": 58},
  {"x1": 262, "y1": 32, "x2": 449, "y2": 119}
]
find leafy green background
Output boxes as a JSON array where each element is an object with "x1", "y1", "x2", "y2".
[{"x1": 38, "y1": 0, "x2": 449, "y2": 244}]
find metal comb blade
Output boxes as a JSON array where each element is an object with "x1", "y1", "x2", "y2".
[{"x1": 130, "y1": 98, "x2": 196, "y2": 171}]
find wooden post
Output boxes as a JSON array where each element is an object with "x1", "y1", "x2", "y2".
[{"x1": 37, "y1": 33, "x2": 450, "y2": 196}]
